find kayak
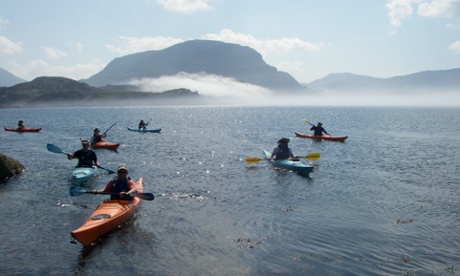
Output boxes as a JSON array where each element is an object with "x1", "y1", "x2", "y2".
[
  {"x1": 127, "y1": 127, "x2": 161, "y2": 133},
  {"x1": 294, "y1": 131, "x2": 348, "y2": 142},
  {"x1": 90, "y1": 141, "x2": 120, "y2": 151},
  {"x1": 71, "y1": 177, "x2": 143, "y2": 246},
  {"x1": 4, "y1": 127, "x2": 41, "y2": 132},
  {"x1": 71, "y1": 166, "x2": 97, "y2": 186},
  {"x1": 263, "y1": 150, "x2": 313, "y2": 177}
]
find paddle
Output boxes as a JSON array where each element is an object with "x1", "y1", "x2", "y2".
[
  {"x1": 47, "y1": 143, "x2": 70, "y2": 155},
  {"x1": 102, "y1": 122, "x2": 117, "y2": 135},
  {"x1": 245, "y1": 152, "x2": 321, "y2": 164},
  {"x1": 99, "y1": 166, "x2": 116, "y2": 174},
  {"x1": 301, "y1": 118, "x2": 314, "y2": 126},
  {"x1": 46, "y1": 143, "x2": 116, "y2": 174},
  {"x1": 69, "y1": 186, "x2": 155, "y2": 201}
]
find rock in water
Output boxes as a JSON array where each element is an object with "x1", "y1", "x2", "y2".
[{"x1": 0, "y1": 153, "x2": 25, "y2": 182}]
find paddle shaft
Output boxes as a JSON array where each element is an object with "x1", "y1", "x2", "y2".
[
  {"x1": 103, "y1": 122, "x2": 117, "y2": 135},
  {"x1": 89, "y1": 190, "x2": 154, "y2": 201},
  {"x1": 245, "y1": 152, "x2": 320, "y2": 163}
]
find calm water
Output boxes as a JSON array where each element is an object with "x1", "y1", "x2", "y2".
[{"x1": 0, "y1": 106, "x2": 459, "y2": 275}]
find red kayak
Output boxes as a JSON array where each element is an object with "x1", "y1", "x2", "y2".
[
  {"x1": 4, "y1": 127, "x2": 41, "y2": 132},
  {"x1": 90, "y1": 141, "x2": 120, "y2": 151},
  {"x1": 295, "y1": 131, "x2": 348, "y2": 142}
]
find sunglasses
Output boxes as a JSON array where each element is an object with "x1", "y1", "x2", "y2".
[{"x1": 117, "y1": 170, "x2": 127, "y2": 174}]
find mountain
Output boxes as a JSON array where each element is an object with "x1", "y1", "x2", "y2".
[
  {"x1": 306, "y1": 68, "x2": 460, "y2": 93},
  {"x1": 0, "y1": 77, "x2": 202, "y2": 108},
  {"x1": 0, "y1": 67, "x2": 27, "y2": 87},
  {"x1": 83, "y1": 40, "x2": 304, "y2": 91}
]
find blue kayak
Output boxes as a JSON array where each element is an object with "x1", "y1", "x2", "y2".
[
  {"x1": 71, "y1": 166, "x2": 97, "y2": 186},
  {"x1": 127, "y1": 127, "x2": 161, "y2": 133},
  {"x1": 263, "y1": 150, "x2": 313, "y2": 177}
]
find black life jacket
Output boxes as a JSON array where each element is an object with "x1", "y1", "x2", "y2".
[{"x1": 110, "y1": 176, "x2": 133, "y2": 201}]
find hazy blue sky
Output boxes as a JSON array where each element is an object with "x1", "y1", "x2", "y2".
[{"x1": 1, "y1": 0, "x2": 459, "y2": 83}]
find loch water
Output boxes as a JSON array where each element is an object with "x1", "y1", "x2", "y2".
[{"x1": 0, "y1": 106, "x2": 459, "y2": 275}]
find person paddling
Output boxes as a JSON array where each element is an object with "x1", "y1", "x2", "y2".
[
  {"x1": 67, "y1": 139, "x2": 103, "y2": 168},
  {"x1": 92, "y1": 163, "x2": 137, "y2": 201},
  {"x1": 138, "y1": 120, "x2": 148, "y2": 130},
  {"x1": 17, "y1": 120, "x2": 25, "y2": 130},
  {"x1": 310, "y1": 122, "x2": 329, "y2": 136},
  {"x1": 91, "y1": 128, "x2": 106, "y2": 143},
  {"x1": 270, "y1": 138, "x2": 296, "y2": 160}
]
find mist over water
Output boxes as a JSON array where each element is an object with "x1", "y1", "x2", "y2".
[{"x1": 128, "y1": 74, "x2": 460, "y2": 107}]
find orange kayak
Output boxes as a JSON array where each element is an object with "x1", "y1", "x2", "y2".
[
  {"x1": 90, "y1": 141, "x2": 120, "y2": 151},
  {"x1": 295, "y1": 131, "x2": 348, "y2": 142},
  {"x1": 71, "y1": 177, "x2": 143, "y2": 246}
]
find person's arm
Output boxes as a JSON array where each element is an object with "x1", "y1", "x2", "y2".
[
  {"x1": 91, "y1": 152, "x2": 102, "y2": 168},
  {"x1": 67, "y1": 151, "x2": 77, "y2": 160},
  {"x1": 270, "y1": 148, "x2": 278, "y2": 159},
  {"x1": 123, "y1": 180, "x2": 138, "y2": 196},
  {"x1": 310, "y1": 126, "x2": 315, "y2": 131},
  {"x1": 323, "y1": 128, "x2": 329, "y2": 135}
]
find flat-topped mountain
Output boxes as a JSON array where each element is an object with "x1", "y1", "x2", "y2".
[{"x1": 83, "y1": 40, "x2": 304, "y2": 91}]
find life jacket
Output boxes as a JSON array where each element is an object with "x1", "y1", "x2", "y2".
[
  {"x1": 92, "y1": 134, "x2": 102, "y2": 143},
  {"x1": 273, "y1": 145, "x2": 292, "y2": 160},
  {"x1": 110, "y1": 176, "x2": 133, "y2": 201},
  {"x1": 76, "y1": 150, "x2": 95, "y2": 167}
]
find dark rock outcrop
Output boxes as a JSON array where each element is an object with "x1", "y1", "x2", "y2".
[{"x1": 0, "y1": 153, "x2": 25, "y2": 182}]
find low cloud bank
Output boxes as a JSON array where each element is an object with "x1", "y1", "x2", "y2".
[{"x1": 128, "y1": 73, "x2": 459, "y2": 107}]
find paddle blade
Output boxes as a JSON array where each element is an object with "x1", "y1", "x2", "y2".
[
  {"x1": 301, "y1": 118, "x2": 314, "y2": 126},
  {"x1": 100, "y1": 167, "x2": 116, "y2": 174},
  {"x1": 47, "y1": 143, "x2": 65, "y2": 154},
  {"x1": 306, "y1": 152, "x2": 321, "y2": 161},
  {"x1": 245, "y1": 157, "x2": 262, "y2": 164},
  {"x1": 133, "y1": 192, "x2": 155, "y2": 201},
  {"x1": 69, "y1": 186, "x2": 87, "y2": 197}
]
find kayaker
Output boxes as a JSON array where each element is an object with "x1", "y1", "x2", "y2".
[
  {"x1": 310, "y1": 122, "x2": 329, "y2": 136},
  {"x1": 17, "y1": 120, "x2": 25, "y2": 129},
  {"x1": 67, "y1": 139, "x2": 103, "y2": 168},
  {"x1": 91, "y1": 128, "x2": 106, "y2": 143},
  {"x1": 92, "y1": 163, "x2": 138, "y2": 201},
  {"x1": 270, "y1": 138, "x2": 296, "y2": 160},
  {"x1": 138, "y1": 120, "x2": 148, "y2": 130}
]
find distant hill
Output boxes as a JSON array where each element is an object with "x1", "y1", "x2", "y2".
[
  {"x1": 0, "y1": 77, "x2": 202, "y2": 108},
  {"x1": 83, "y1": 39, "x2": 305, "y2": 92},
  {"x1": 0, "y1": 67, "x2": 27, "y2": 87},
  {"x1": 306, "y1": 68, "x2": 460, "y2": 93}
]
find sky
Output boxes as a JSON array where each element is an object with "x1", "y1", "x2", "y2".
[{"x1": 1, "y1": 0, "x2": 460, "y2": 86}]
